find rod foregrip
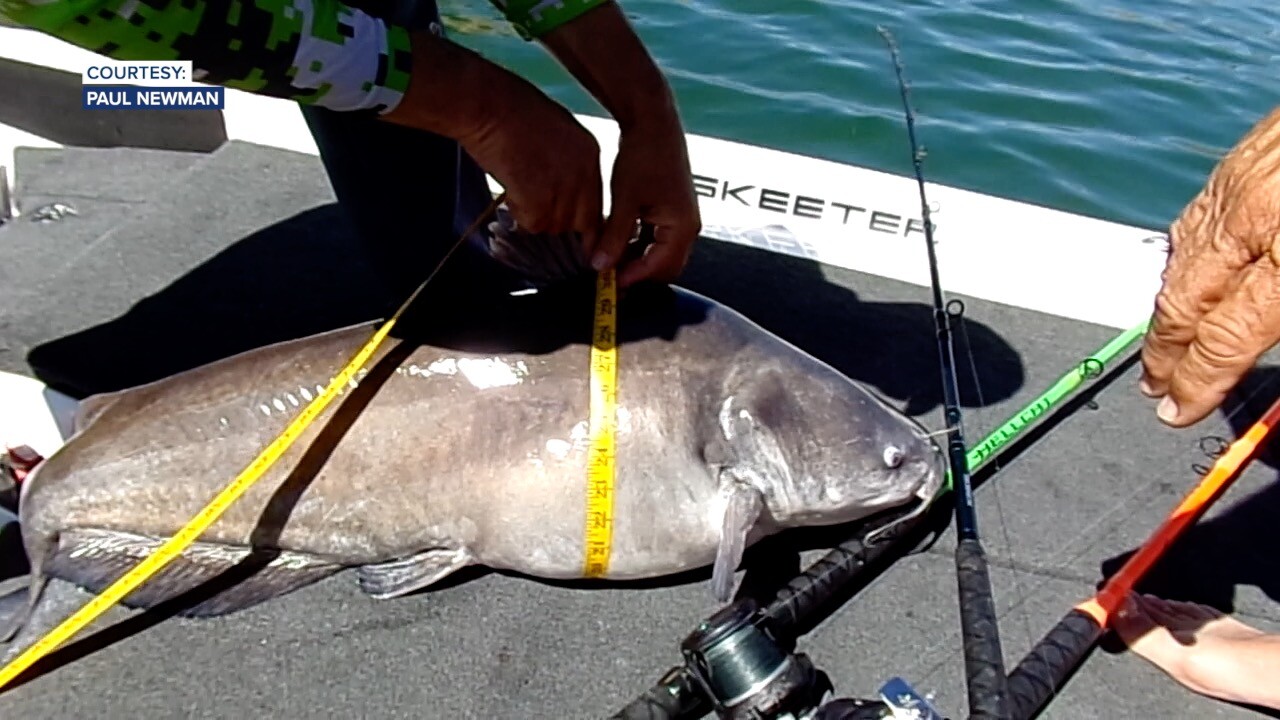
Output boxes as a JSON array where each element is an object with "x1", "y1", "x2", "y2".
[
  {"x1": 607, "y1": 667, "x2": 708, "y2": 720},
  {"x1": 1005, "y1": 609, "x2": 1105, "y2": 720},
  {"x1": 765, "y1": 507, "x2": 926, "y2": 633},
  {"x1": 955, "y1": 538, "x2": 1010, "y2": 719}
]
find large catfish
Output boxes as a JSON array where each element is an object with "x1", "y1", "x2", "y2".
[{"x1": 1, "y1": 239, "x2": 944, "y2": 646}]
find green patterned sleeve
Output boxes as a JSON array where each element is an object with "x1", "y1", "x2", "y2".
[{"x1": 0, "y1": 0, "x2": 415, "y2": 113}]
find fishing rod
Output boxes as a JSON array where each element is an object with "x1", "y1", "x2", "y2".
[
  {"x1": 877, "y1": 26, "x2": 1009, "y2": 719},
  {"x1": 1004, "y1": 393, "x2": 1280, "y2": 719},
  {"x1": 608, "y1": 319, "x2": 1149, "y2": 720}
]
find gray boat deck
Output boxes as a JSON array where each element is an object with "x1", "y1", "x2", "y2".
[{"x1": 0, "y1": 141, "x2": 1277, "y2": 719}]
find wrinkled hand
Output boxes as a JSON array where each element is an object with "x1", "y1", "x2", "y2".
[
  {"x1": 591, "y1": 115, "x2": 701, "y2": 288},
  {"x1": 1140, "y1": 106, "x2": 1280, "y2": 427},
  {"x1": 455, "y1": 71, "x2": 604, "y2": 245}
]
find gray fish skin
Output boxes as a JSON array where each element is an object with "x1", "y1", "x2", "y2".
[{"x1": 6, "y1": 282, "x2": 944, "y2": 637}]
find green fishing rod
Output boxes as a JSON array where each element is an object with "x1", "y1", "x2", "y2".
[{"x1": 952, "y1": 320, "x2": 1151, "y2": 489}]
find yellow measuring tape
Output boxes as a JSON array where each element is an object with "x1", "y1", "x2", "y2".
[
  {"x1": 583, "y1": 266, "x2": 618, "y2": 578},
  {"x1": 0, "y1": 194, "x2": 507, "y2": 689}
]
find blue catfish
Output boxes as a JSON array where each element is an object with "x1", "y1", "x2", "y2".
[{"x1": 2, "y1": 277, "x2": 944, "y2": 644}]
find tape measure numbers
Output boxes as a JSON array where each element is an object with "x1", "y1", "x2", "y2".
[{"x1": 583, "y1": 267, "x2": 618, "y2": 578}]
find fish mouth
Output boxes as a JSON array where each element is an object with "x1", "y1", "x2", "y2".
[
  {"x1": 862, "y1": 457, "x2": 944, "y2": 543},
  {"x1": 913, "y1": 449, "x2": 948, "y2": 504}
]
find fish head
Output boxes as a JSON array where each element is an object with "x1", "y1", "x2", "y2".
[{"x1": 715, "y1": 357, "x2": 945, "y2": 529}]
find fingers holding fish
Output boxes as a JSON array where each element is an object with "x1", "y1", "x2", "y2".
[{"x1": 590, "y1": 115, "x2": 701, "y2": 287}]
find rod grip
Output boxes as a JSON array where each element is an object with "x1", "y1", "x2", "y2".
[
  {"x1": 764, "y1": 507, "x2": 926, "y2": 633},
  {"x1": 607, "y1": 667, "x2": 708, "y2": 720},
  {"x1": 955, "y1": 538, "x2": 1010, "y2": 719},
  {"x1": 1005, "y1": 609, "x2": 1105, "y2": 720}
]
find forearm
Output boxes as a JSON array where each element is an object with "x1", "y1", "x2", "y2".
[
  {"x1": 380, "y1": 30, "x2": 496, "y2": 138},
  {"x1": 537, "y1": 2, "x2": 677, "y2": 131}
]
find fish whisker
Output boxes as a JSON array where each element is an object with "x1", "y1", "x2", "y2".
[{"x1": 913, "y1": 425, "x2": 957, "y2": 441}]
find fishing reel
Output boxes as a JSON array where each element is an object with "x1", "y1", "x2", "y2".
[
  {"x1": 680, "y1": 599, "x2": 829, "y2": 719},
  {"x1": 679, "y1": 599, "x2": 945, "y2": 720}
]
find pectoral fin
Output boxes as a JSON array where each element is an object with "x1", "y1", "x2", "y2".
[
  {"x1": 355, "y1": 547, "x2": 471, "y2": 599},
  {"x1": 711, "y1": 483, "x2": 764, "y2": 602}
]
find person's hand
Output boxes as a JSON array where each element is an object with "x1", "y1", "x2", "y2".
[
  {"x1": 591, "y1": 114, "x2": 701, "y2": 288},
  {"x1": 383, "y1": 32, "x2": 604, "y2": 245},
  {"x1": 533, "y1": 1, "x2": 701, "y2": 288},
  {"x1": 455, "y1": 75, "x2": 604, "y2": 245},
  {"x1": 1140, "y1": 106, "x2": 1280, "y2": 427}
]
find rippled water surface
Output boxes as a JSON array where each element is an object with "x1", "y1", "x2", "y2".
[{"x1": 443, "y1": 0, "x2": 1275, "y2": 231}]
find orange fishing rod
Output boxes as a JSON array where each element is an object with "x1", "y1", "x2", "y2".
[{"x1": 1004, "y1": 393, "x2": 1280, "y2": 720}]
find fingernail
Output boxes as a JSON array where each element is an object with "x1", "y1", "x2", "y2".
[
  {"x1": 1139, "y1": 376, "x2": 1156, "y2": 396},
  {"x1": 1157, "y1": 395, "x2": 1180, "y2": 423},
  {"x1": 591, "y1": 252, "x2": 609, "y2": 271}
]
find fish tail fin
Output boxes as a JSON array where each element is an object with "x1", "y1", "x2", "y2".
[
  {"x1": 0, "y1": 574, "x2": 49, "y2": 644},
  {"x1": 0, "y1": 532, "x2": 52, "y2": 644},
  {"x1": 481, "y1": 205, "x2": 594, "y2": 285}
]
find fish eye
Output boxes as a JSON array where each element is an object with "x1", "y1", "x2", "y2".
[{"x1": 882, "y1": 445, "x2": 904, "y2": 469}]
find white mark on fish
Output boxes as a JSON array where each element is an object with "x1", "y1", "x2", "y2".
[
  {"x1": 219, "y1": 417, "x2": 229, "y2": 427},
  {"x1": 251, "y1": 366, "x2": 376, "y2": 421},
  {"x1": 397, "y1": 358, "x2": 461, "y2": 379},
  {"x1": 545, "y1": 438, "x2": 572, "y2": 459},
  {"x1": 719, "y1": 397, "x2": 738, "y2": 440},
  {"x1": 457, "y1": 358, "x2": 528, "y2": 389},
  {"x1": 250, "y1": 356, "x2": 533, "y2": 427},
  {"x1": 552, "y1": 410, "x2": 629, "y2": 458},
  {"x1": 393, "y1": 357, "x2": 533, "y2": 389},
  {"x1": 569, "y1": 420, "x2": 590, "y2": 448},
  {"x1": 429, "y1": 359, "x2": 458, "y2": 375}
]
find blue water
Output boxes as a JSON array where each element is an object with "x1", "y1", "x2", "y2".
[{"x1": 442, "y1": 0, "x2": 1277, "y2": 232}]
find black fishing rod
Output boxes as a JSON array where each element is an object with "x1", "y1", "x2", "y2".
[{"x1": 877, "y1": 27, "x2": 1010, "y2": 719}]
